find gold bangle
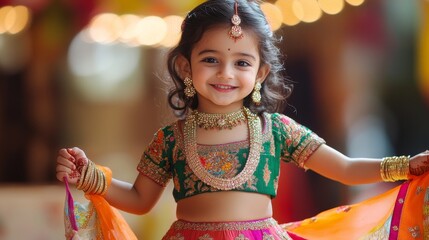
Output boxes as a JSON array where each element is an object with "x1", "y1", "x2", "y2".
[
  {"x1": 76, "y1": 162, "x2": 88, "y2": 189},
  {"x1": 93, "y1": 168, "x2": 103, "y2": 195},
  {"x1": 98, "y1": 165, "x2": 112, "y2": 196},
  {"x1": 380, "y1": 155, "x2": 410, "y2": 182},
  {"x1": 82, "y1": 161, "x2": 94, "y2": 192}
]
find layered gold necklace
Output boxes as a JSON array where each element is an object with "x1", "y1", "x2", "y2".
[
  {"x1": 192, "y1": 108, "x2": 247, "y2": 130},
  {"x1": 184, "y1": 107, "x2": 262, "y2": 190}
]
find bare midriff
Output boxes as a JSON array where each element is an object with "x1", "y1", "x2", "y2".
[{"x1": 176, "y1": 191, "x2": 272, "y2": 222}]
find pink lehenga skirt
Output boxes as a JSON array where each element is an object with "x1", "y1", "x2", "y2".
[
  {"x1": 162, "y1": 218, "x2": 305, "y2": 240},
  {"x1": 162, "y1": 172, "x2": 429, "y2": 240}
]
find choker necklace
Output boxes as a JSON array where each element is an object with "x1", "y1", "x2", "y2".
[
  {"x1": 184, "y1": 107, "x2": 262, "y2": 190},
  {"x1": 192, "y1": 108, "x2": 247, "y2": 130}
]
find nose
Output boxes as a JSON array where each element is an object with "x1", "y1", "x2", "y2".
[{"x1": 216, "y1": 64, "x2": 234, "y2": 80}]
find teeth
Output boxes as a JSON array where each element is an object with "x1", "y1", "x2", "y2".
[{"x1": 214, "y1": 85, "x2": 233, "y2": 89}]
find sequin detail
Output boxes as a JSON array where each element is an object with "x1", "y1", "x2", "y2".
[
  {"x1": 137, "y1": 113, "x2": 325, "y2": 201},
  {"x1": 164, "y1": 218, "x2": 292, "y2": 240},
  {"x1": 171, "y1": 218, "x2": 281, "y2": 231},
  {"x1": 184, "y1": 107, "x2": 262, "y2": 190}
]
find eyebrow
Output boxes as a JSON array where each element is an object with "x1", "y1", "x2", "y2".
[{"x1": 198, "y1": 49, "x2": 257, "y2": 61}]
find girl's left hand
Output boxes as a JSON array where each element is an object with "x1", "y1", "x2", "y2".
[{"x1": 409, "y1": 150, "x2": 429, "y2": 176}]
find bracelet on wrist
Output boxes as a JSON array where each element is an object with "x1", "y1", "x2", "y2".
[
  {"x1": 380, "y1": 155, "x2": 410, "y2": 182},
  {"x1": 76, "y1": 160, "x2": 111, "y2": 195}
]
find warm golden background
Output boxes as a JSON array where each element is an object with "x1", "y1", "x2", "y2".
[{"x1": 0, "y1": 0, "x2": 428, "y2": 239}]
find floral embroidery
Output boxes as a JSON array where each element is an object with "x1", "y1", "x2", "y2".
[
  {"x1": 200, "y1": 151, "x2": 241, "y2": 179},
  {"x1": 235, "y1": 234, "x2": 249, "y2": 240},
  {"x1": 238, "y1": 175, "x2": 258, "y2": 191},
  {"x1": 139, "y1": 114, "x2": 324, "y2": 202},
  {"x1": 171, "y1": 218, "x2": 280, "y2": 230},
  {"x1": 263, "y1": 160, "x2": 271, "y2": 186},
  {"x1": 423, "y1": 187, "x2": 429, "y2": 238},
  {"x1": 149, "y1": 130, "x2": 165, "y2": 157},
  {"x1": 416, "y1": 186, "x2": 422, "y2": 195},
  {"x1": 198, "y1": 233, "x2": 214, "y2": 240},
  {"x1": 408, "y1": 226, "x2": 421, "y2": 238},
  {"x1": 276, "y1": 114, "x2": 325, "y2": 168},
  {"x1": 263, "y1": 232, "x2": 275, "y2": 240},
  {"x1": 168, "y1": 233, "x2": 185, "y2": 240}
]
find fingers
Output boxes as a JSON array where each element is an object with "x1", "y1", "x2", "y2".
[
  {"x1": 57, "y1": 149, "x2": 76, "y2": 170},
  {"x1": 67, "y1": 147, "x2": 87, "y2": 160},
  {"x1": 56, "y1": 171, "x2": 68, "y2": 183},
  {"x1": 56, "y1": 147, "x2": 88, "y2": 183}
]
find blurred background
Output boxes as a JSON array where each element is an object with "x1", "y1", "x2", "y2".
[{"x1": 0, "y1": 0, "x2": 428, "y2": 239}]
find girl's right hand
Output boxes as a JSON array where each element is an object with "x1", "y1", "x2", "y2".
[{"x1": 56, "y1": 147, "x2": 89, "y2": 185}]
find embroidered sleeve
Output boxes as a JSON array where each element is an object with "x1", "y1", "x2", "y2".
[
  {"x1": 137, "y1": 127, "x2": 173, "y2": 187},
  {"x1": 273, "y1": 113, "x2": 325, "y2": 169}
]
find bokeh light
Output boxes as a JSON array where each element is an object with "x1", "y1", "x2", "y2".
[
  {"x1": 261, "y1": 2, "x2": 284, "y2": 31},
  {"x1": 0, "y1": 5, "x2": 31, "y2": 35},
  {"x1": 136, "y1": 16, "x2": 168, "y2": 46},
  {"x1": 346, "y1": 0, "x2": 365, "y2": 7},
  {"x1": 159, "y1": 15, "x2": 183, "y2": 48},
  {"x1": 276, "y1": 0, "x2": 301, "y2": 26},
  {"x1": 68, "y1": 31, "x2": 142, "y2": 102},
  {"x1": 293, "y1": 0, "x2": 323, "y2": 23},
  {"x1": 318, "y1": 0, "x2": 345, "y2": 15},
  {"x1": 87, "y1": 13, "x2": 123, "y2": 44}
]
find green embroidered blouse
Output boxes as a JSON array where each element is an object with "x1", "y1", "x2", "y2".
[{"x1": 137, "y1": 113, "x2": 325, "y2": 202}]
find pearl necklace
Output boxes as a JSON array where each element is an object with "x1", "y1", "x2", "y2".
[
  {"x1": 184, "y1": 107, "x2": 262, "y2": 190},
  {"x1": 192, "y1": 108, "x2": 247, "y2": 130}
]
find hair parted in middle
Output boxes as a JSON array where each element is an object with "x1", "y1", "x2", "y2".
[{"x1": 167, "y1": 0, "x2": 293, "y2": 118}]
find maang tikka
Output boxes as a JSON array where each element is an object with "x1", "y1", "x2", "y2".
[{"x1": 229, "y1": 1, "x2": 244, "y2": 41}]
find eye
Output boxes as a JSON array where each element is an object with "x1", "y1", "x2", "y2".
[
  {"x1": 236, "y1": 60, "x2": 251, "y2": 67},
  {"x1": 201, "y1": 57, "x2": 218, "y2": 63}
]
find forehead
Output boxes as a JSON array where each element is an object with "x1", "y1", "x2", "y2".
[{"x1": 192, "y1": 25, "x2": 260, "y2": 57}]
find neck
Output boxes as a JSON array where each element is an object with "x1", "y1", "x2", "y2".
[
  {"x1": 196, "y1": 101, "x2": 245, "y2": 114},
  {"x1": 192, "y1": 107, "x2": 247, "y2": 130}
]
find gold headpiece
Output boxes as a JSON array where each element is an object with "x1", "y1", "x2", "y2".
[{"x1": 229, "y1": 1, "x2": 244, "y2": 41}]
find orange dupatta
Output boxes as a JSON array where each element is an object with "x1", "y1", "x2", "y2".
[{"x1": 284, "y1": 172, "x2": 429, "y2": 240}]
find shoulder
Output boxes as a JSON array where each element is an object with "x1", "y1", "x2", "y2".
[
  {"x1": 265, "y1": 112, "x2": 299, "y2": 128},
  {"x1": 149, "y1": 120, "x2": 181, "y2": 143}
]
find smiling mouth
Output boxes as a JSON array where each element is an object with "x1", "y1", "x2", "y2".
[{"x1": 212, "y1": 84, "x2": 236, "y2": 90}]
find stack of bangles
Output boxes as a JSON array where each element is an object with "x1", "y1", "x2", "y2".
[
  {"x1": 380, "y1": 155, "x2": 410, "y2": 182},
  {"x1": 76, "y1": 160, "x2": 112, "y2": 195}
]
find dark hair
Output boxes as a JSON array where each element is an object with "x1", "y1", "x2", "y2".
[{"x1": 167, "y1": 0, "x2": 292, "y2": 118}]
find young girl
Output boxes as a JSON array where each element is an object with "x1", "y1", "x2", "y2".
[{"x1": 56, "y1": 0, "x2": 429, "y2": 239}]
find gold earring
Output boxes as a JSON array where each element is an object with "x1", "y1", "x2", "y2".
[
  {"x1": 251, "y1": 82, "x2": 261, "y2": 105},
  {"x1": 184, "y1": 77, "x2": 196, "y2": 98}
]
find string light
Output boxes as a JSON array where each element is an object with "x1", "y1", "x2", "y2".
[{"x1": 82, "y1": 0, "x2": 365, "y2": 48}]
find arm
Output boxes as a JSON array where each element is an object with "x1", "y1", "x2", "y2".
[
  {"x1": 104, "y1": 174, "x2": 165, "y2": 215},
  {"x1": 56, "y1": 147, "x2": 165, "y2": 215},
  {"x1": 305, "y1": 145, "x2": 429, "y2": 185},
  {"x1": 305, "y1": 144, "x2": 382, "y2": 185}
]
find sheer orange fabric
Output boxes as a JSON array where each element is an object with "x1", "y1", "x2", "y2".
[
  {"x1": 64, "y1": 166, "x2": 137, "y2": 240},
  {"x1": 284, "y1": 172, "x2": 429, "y2": 240}
]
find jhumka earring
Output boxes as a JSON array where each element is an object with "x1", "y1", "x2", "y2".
[
  {"x1": 184, "y1": 77, "x2": 196, "y2": 98},
  {"x1": 252, "y1": 82, "x2": 262, "y2": 105},
  {"x1": 229, "y1": 1, "x2": 243, "y2": 41}
]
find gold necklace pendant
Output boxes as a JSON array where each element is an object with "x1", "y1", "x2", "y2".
[
  {"x1": 184, "y1": 107, "x2": 262, "y2": 190},
  {"x1": 192, "y1": 108, "x2": 247, "y2": 130}
]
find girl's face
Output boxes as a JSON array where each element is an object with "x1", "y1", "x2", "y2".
[{"x1": 187, "y1": 25, "x2": 269, "y2": 113}]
